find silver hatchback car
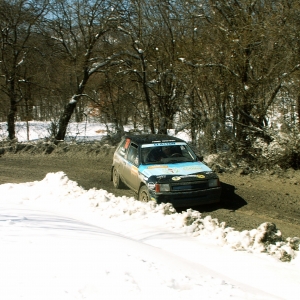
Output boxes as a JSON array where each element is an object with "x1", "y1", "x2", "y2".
[{"x1": 111, "y1": 134, "x2": 222, "y2": 207}]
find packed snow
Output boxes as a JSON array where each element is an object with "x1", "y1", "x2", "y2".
[{"x1": 1, "y1": 121, "x2": 300, "y2": 299}]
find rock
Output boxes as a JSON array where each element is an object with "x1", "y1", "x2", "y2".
[
  {"x1": 238, "y1": 168, "x2": 250, "y2": 175},
  {"x1": 44, "y1": 145, "x2": 56, "y2": 154}
]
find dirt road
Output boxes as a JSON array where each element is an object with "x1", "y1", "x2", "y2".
[{"x1": 1, "y1": 151, "x2": 300, "y2": 239}]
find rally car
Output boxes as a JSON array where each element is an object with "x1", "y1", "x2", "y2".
[{"x1": 111, "y1": 134, "x2": 221, "y2": 207}]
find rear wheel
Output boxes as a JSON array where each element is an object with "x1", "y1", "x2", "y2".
[
  {"x1": 138, "y1": 185, "x2": 150, "y2": 202},
  {"x1": 112, "y1": 167, "x2": 123, "y2": 189}
]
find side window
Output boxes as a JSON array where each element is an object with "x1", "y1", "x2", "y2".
[
  {"x1": 117, "y1": 138, "x2": 130, "y2": 158},
  {"x1": 127, "y1": 143, "x2": 139, "y2": 165}
]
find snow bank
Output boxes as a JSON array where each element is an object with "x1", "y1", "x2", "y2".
[{"x1": 1, "y1": 172, "x2": 298, "y2": 263}]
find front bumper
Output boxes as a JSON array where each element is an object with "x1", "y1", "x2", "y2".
[{"x1": 150, "y1": 187, "x2": 222, "y2": 207}]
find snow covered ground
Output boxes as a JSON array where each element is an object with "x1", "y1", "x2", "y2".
[
  {"x1": 0, "y1": 172, "x2": 299, "y2": 300},
  {"x1": 0, "y1": 121, "x2": 109, "y2": 142},
  {"x1": 0, "y1": 121, "x2": 190, "y2": 142},
  {"x1": 1, "y1": 121, "x2": 300, "y2": 299}
]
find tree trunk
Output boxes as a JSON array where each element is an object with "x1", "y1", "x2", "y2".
[
  {"x1": 7, "y1": 78, "x2": 17, "y2": 140},
  {"x1": 189, "y1": 93, "x2": 197, "y2": 144},
  {"x1": 55, "y1": 66, "x2": 89, "y2": 141},
  {"x1": 298, "y1": 93, "x2": 300, "y2": 130},
  {"x1": 55, "y1": 100, "x2": 77, "y2": 141},
  {"x1": 7, "y1": 101, "x2": 17, "y2": 140},
  {"x1": 157, "y1": 115, "x2": 167, "y2": 134},
  {"x1": 141, "y1": 62, "x2": 155, "y2": 133}
]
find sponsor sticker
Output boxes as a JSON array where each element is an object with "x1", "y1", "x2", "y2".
[
  {"x1": 147, "y1": 165, "x2": 168, "y2": 169},
  {"x1": 167, "y1": 168, "x2": 179, "y2": 174},
  {"x1": 197, "y1": 174, "x2": 205, "y2": 178},
  {"x1": 153, "y1": 142, "x2": 176, "y2": 146},
  {"x1": 183, "y1": 166, "x2": 203, "y2": 171}
]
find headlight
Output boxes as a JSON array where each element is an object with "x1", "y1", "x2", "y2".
[
  {"x1": 155, "y1": 183, "x2": 170, "y2": 192},
  {"x1": 208, "y1": 179, "x2": 219, "y2": 188}
]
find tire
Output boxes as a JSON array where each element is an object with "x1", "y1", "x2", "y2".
[
  {"x1": 138, "y1": 185, "x2": 150, "y2": 202},
  {"x1": 112, "y1": 167, "x2": 123, "y2": 189}
]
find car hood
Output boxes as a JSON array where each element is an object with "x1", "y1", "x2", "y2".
[{"x1": 138, "y1": 162, "x2": 212, "y2": 177}]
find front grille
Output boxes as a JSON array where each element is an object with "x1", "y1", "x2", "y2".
[{"x1": 171, "y1": 181, "x2": 208, "y2": 191}]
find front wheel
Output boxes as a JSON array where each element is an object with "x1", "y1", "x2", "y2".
[
  {"x1": 138, "y1": 185, "x2": 150, "y2": 202},
  {"x1": 112, "y1": 167, "x2": 123, "y2": 189}
]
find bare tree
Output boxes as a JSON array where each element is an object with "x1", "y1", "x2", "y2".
[
  {"x1": 175, "y1": 0, "x2": 299, "y2": 154},
  {"x1": 45, "y1": 0, "x2": 123, "y2": 141},
  {"x1": 0, "y1": 0, "x2": 48, "y2": 139},
  {"x1": 118, "y1": 0, "x2": 189, "y2": 134}
]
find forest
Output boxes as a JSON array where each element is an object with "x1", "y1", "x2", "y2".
[{"x1": 1, "y1": 0, "x2": 300, "y2": 168}]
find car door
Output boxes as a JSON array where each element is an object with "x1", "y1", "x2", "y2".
[
  {"x1": 114, "y1": 138, "x2": 130, "y2": 183},
  {"x1": 123, "y1": 142, "x2": 140, "y2": 192}
]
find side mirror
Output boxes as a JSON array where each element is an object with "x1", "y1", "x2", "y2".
[{"x1": 197, "y1": 155, "x2": 203, "y2": 162}]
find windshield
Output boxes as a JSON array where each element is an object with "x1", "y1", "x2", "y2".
[{"x1": 141, "y1": 143, "x2": 197, "y2": 165}]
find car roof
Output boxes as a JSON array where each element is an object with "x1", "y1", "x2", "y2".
[{"x1": 123, "y1": 134, "x2": 186, "y2": 145}]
